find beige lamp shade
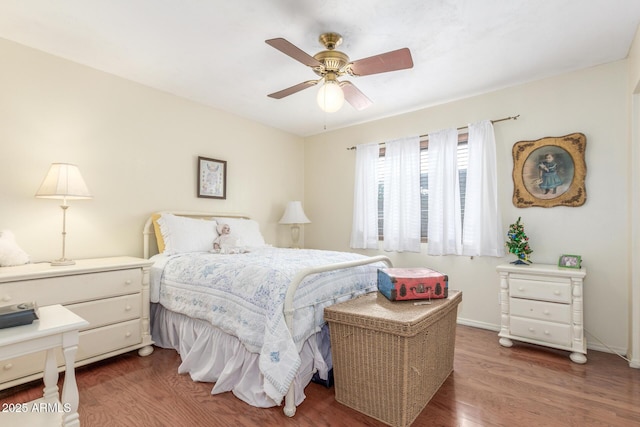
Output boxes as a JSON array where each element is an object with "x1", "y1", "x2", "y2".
[
  {"x1": 279, "y1": 201, "x2": 311, "y2": 224},
  {"x1": 35, "y1": 163, "x2": 92, "y2": 201}
]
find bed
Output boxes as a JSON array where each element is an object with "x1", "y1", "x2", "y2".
[{"x1": 143, "y1": 211, "x2": 392, "y2": 417}]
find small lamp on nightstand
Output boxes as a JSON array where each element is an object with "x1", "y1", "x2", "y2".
[
  {"x1": 279, "y1": 201, "x2": 311, "y2": 249},
  {"x1": 35, "y1": 163, "x2": 92, "y2": 266}
]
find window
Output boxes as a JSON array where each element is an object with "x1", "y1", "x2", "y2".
[{"x1": 377, "y1": 133, "x2": 469, "y2": 241}]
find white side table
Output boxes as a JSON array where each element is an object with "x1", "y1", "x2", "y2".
[
  {"x1": 0, "y1": 304, "x2": 89, "y2": 426},
  {"x1": 497, "y1": 263, "x2": 587, "y2": 363}
]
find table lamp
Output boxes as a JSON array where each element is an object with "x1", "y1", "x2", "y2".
[
  {"x1": 279, "y1": 201, "x2": 311, "y2": 249},
  {"x1": 35, "y1": 163, "x2": 92, "y2": 266}
]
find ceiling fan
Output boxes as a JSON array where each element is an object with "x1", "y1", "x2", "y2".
[{"x1": 265, "y1": 33, "x2": 413, "y2": 112}]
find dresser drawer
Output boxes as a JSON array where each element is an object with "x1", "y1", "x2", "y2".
[
  {"x1": 76, "y1": 319, "x2": 142, "y2": 360},
  {"x1": 0, "y1": 269, "x2": 142, "y2": 306},
  {"x1": 510, "y1": 317, "x2": 571, "y2": 346},
  {"x1": 66, "y1": 293, "x2": 142, "y2": 330},
  {"x1": 509, "y1": 298, "x2": 571, "y2": 323},
  {"x1": 0, "y1": 351, "x2": 44, "y2": 386},
  {"x1": 0, "y1": 319, "x2": 142, "y2": 386},
  {"x1": 509, "y1": 278, "x2": 571, "y2": 303}
]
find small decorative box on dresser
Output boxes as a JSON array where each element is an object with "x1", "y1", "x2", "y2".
[
  {"x1": 0, "y1": 256, "x2": 154, "y2": 390},
  {"x1": 496, "y1": 263, "x2": 587, "y2": 363}
]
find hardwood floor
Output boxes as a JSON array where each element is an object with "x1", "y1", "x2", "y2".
[{"x1": 1, "y1": 325, "x2": 639, "y2": 426}]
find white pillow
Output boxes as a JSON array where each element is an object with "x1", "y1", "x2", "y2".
[
  {"x1": 156, "y1": 214, "x2": 217, "y2": 254},
  {"x1": 214, "y1": 217, "x2": 267, "y2": 248},
  {"x1": 0, "y1": 230, "x2": 30, "y2": 266}
]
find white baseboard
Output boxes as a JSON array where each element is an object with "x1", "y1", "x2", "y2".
[{"x1": 456, "y1": 317, "x2": 499, "y2": 332}]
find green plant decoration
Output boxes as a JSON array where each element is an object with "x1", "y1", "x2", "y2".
[{"x1": 506, "y1": 217, "x2": 532, "y2": 264}]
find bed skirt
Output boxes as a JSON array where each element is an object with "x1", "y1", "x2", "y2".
[{"x1": 150, "y1": 303, "x2": 331, "y2": 408}]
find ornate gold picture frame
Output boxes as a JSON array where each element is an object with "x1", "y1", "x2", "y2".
[{"x1": 512, "y1": 133, "x2": 586, "y2": 208}]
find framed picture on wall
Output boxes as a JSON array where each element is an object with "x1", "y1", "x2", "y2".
[
  {"x1": 559, "y1": 254, "x2": 582, "y2": 269},
  {"x1": 198, "y1": 156, "x2": 227, "y2": 199},
  {"x1": 512, "y1": 133, "x2": 587, "y2": 208}
]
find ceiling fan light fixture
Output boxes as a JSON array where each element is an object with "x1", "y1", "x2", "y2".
[
  {"x1": 267, "y1": 33, "x2": 413, "y2": 112},
  {"x1": 317, "y1": 79, "x2": 344, "y2": 113}
]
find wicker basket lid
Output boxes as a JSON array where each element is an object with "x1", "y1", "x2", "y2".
[{"x1": 324, "y1": 290, "x2": 461, "y2": 337}]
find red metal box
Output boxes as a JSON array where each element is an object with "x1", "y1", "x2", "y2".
[{"x1": 378, "y1": 268, "x2": 448, "y2": 301}]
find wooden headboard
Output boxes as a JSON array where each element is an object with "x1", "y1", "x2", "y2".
[{"x1": 142, "y1": 211, "x2": 250, "y2": 259}]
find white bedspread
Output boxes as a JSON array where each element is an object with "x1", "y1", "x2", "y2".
[{"x1": 150, "y1": 247, "x2": 381, "y2": 404}]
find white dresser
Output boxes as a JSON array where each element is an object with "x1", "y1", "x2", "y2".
[
  {"x1": 497, "y1": 263, "x2": 587, "y2": 363},
  {"x1": 0, "y1": 257, "x2": 154, "y2": 389}
]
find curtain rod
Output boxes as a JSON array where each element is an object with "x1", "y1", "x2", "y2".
[{"x1": 346, "y1": 114, "x2": 520, "y2": 150}]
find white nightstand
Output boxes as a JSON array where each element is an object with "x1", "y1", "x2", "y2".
[
  {"x1": 0, "y1": 257, "x2": 154, "y2": 389},
  {"x1": 0, "y1": 304, "x2": 89, "y2": 426},
  {"x1": 497, "y1": 263, "x2": 587, "y2": 363}
]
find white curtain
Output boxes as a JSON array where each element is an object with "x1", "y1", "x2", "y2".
[
  {"x1": 427, "y1": 128, "x2": 462, "y2": 255},
  {"x1": 383, "y1": 136, "x2": 421, "y2": 252},
  {"x1": 462, "y1": 120, "x2": 505, "y2": 256},
  {"x1": 350, "y1": 142, "x2": 380, "y2": 249}
]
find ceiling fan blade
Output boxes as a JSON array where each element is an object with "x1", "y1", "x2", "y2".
[
  {"x1": 340, "y1": 81, "x2": 373, "y2": 111},
  {"x1": 348, "y1": 48, "x2": 413, "y2": 76},
  {"x1": 265, "y1": 38, "x2": 323, "y2": 68},
  {"x1": 268, "y1": 80, "x2": 319, "y2": 99}
]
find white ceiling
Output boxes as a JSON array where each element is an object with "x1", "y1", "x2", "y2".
[{"x1": 1, "y1": 1, "x2": 639, "y2": 137}]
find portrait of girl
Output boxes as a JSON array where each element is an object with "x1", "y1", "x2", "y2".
[
  {"x1": 522, "y1": 147, "x2": 574, "y2": 199},
  {"x1": 538, "y1": 153, "x2": 563, "y2": 194}
]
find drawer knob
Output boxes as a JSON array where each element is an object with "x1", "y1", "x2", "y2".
[
  {"x1": 554, "y1": 290, "x2": 561, "y2": 295},
  {"x1": 125, "y1": 280, "x2": 132, "y2": 286},
  {"x1": 518, "y1": 287, "x2": 525, "y2": 291},
  {"x1": 528, "y1": 327, "x2": 535, "y2": 332},
  {"x1": 2, "y1": 296, "x2": 11, "y2": 302},
  {"x1": 125, "y1": 305, "x2": 132, "y2": 311},
  {"x1": 125, "y1": 331, "x2": 132, "y2": 338},
  {"x1": 544, "y1": 330, "x2": 550, "y2": 335},
  {"x1": 543, "y1": 310, "x2": 550, "y2": 315},
  {"x1": 3, "y1": 363, "x2": 13, "y2": 371}
]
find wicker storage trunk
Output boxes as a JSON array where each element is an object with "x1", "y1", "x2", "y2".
[{"x1": 324, "y1": 290, "x2": 461, "y2": 427}]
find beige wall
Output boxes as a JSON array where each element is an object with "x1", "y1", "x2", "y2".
[
  {"x1": 304, "y1": 60, "x2": 630, "y2": 354},
  {"x1": 0, "y1": 38, "x2": 305, "y2": 261},
  {"x1": 630, "y1": 25, "x2": 640, "y2": 92},
  {"x1": 628, "y1": 25, "x2": 640, "y2": 366}
]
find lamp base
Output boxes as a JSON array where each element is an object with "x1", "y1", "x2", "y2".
[
  {"x1": 51, "y1": 258, "x2": 75, "y2": 266},
  {"x1": 290, "y1": 224, "x2": 301, "y2": 249}
]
